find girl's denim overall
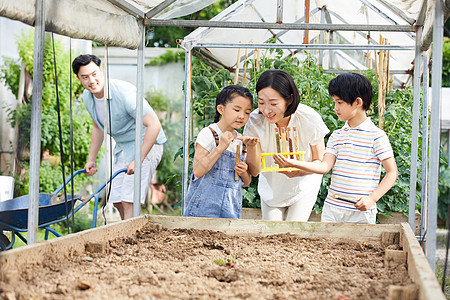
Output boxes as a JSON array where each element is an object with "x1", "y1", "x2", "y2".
[{"x1": 183, "y1": 128, "x2": 245, "y2": 219}]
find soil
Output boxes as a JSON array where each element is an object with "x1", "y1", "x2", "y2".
[{"x1": 0, "y1": 223, "x2": 415, "y2": 300}]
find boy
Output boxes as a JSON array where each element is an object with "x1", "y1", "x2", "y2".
[{"x1": 273, "y1": 73, "x2": 398, "y2": 224}]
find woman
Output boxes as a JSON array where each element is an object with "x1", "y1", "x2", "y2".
[{"x1": 240, "y1": 69, "x2": 329, "y2": 221}]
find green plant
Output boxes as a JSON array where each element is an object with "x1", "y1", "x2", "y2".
[
  {"x1": 0, "y1": 29, "x2": 93, "y2": 197},
  {"x1": 146, "y1": 89, "x2": 184, "y2": 209},
  {"x1": 146, "y1": 50, "x2": 185, "y2": 66},
  {"x1": 185, "y1": 46, "x2": 450, "y2": 218},
  {"x1": 214, "y1": 255, "x2": 238, "y2": 268}
]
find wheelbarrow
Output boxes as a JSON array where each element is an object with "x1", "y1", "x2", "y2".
[{"x1": 0, "y1": 168, "x2": 127, "y2": 250}]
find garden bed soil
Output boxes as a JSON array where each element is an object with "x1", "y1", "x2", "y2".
[{"x1": 0, "y1": 223, "x2": 415, "y2": 299}]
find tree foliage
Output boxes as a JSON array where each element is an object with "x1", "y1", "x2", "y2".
[{"x1": 0, "y1": 30, "x2": 92, "y2": 195}]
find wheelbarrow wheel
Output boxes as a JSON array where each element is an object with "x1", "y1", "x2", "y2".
[{"x1": 0, "y1": 232, "x2": 10, "y2": 251}]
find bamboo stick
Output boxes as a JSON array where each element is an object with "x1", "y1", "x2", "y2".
[
  {"x1": 235, "y1": 144, "x2": 241, "y2": 181},
  {"x1": 255, "y1": 48, "x2": 260, "y2": 72}
]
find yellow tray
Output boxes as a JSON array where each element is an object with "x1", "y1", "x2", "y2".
[{"x1": 259, "y1": 151, "x2": 305, "y2": 173}]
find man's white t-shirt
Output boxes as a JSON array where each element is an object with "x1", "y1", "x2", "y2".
[{"x1": 93, "y1": 96, "x2": 106, "y2": 126}]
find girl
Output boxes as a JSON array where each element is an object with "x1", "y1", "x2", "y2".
[
  {"x1": 240, "y1": 69, "x2": 329, "y2": 222},
  {"x1": 183, "y1": 85, "x2": 253, "y2": 219}
]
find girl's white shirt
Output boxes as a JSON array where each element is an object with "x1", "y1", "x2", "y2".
[
  {"x1": 195, "y1": 123, "x2": 246, "y2": 159},
  {"x1": 244, "y1": 103, "x2": 329, "y2": 207}
]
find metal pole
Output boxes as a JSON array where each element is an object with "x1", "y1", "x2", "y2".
[
  {"x1": 276, "y1": 0, "x2": 283, "y2": 24},
  {"x1": 194, "y1": 43, "x2": 413, "y2": 51},
  {"x1": 148, "y1": 19, "x2": 414, "y2": 32},
  {"x1": 133, "y1": 21, "x2": 144, "y2": 217},
  {"x1": 408, "y1": 26, "x2": 422, "y2": 232},
  {"x1": 421, "y1": 51, "x2": 429, "y2": 238},
  {"x1": 182, "y1": 51, "x2": 192, "y2": 214},
  {"x1": 318, "y1": 6, "x2": 325, "y2": 66},
  {"x1": 427, "y1": 0, "x2": 444, "y2": 271},
  {"x1": 27, "y1": 0, "x2": 45, "y2": 245}
]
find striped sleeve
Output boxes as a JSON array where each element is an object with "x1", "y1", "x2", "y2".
[
  {"x1": 325, "y1": 130, "x2": 338, "y2": 156},
  {"x1": 373, "y1": 130, "x2": 394, "y2": 161}
]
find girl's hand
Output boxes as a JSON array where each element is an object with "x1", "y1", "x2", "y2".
[
  {"x1": 237, "y1": 136, "x2": 259, "y2": 147},
  {"x1": 218, "y1": 131, "x2": 234, "y2": 151},
  {"x1": 234, "y1": 161, "x2": 248, "y2": 176}
]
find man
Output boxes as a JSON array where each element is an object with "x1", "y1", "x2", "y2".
[{"x1": 72, "y1": 54, "x2": 166, "y2": 220}]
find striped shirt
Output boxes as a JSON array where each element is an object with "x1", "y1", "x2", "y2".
[{"x1": 324, "y1": 118, "x2": 394, "y2": 210}]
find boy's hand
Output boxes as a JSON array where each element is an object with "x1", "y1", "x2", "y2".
[
  {"x1": 218, "y1": 131, "x2": 234, "y2": 151},
  {"x1": 354, "y1": 196, "x2": 376, "y2": 211},
  {"x1": 237, "y1": 136, "x2": 259, "y2": 147},
  {"x1": 234, "y1": 161, "x2": 248, "y2": 176}
]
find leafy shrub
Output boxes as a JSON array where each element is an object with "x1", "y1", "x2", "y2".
[
  {"x1": 0, "y1": 29, "x2": 92, "y2": 196},
  {"x1": 187, "y1": 48, "x2": 448, "y2": 217}
]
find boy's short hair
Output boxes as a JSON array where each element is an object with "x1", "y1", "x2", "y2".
[
  {"x1": 72, "y1": 54, "x2": 101, "y2": 76},
  {"x1": 328, "y1": 73, "x2": 373, "y2": 111}
]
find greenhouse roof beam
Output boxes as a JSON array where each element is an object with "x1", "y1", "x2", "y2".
[
  {"x1": 375, "y1": 0, "x2": 416, "y2": 25},
  {"x1": 107, "y1": 0, "x2": 146, "y2": 18},
  {"x1": 148, "y1": 19, "x2": 414, "y2": 32},
  {"x1": 416, "y1": 0, "x2": 428, "y2": 27},
  {"x1": 327, "y1": 10, "x2": 382, "y2": 45},
  {"x1": 359, "y1": 0, "x2": 415, "y2": 39},
  {"x1": 193, "y1": 42, "x2": 414, "y2": 51},
  {"x1": 146, "y1": 0, "x2": 177, "y2": 18}
]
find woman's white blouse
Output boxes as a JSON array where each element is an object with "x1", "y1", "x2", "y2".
[{"x1": 243, "y1": 103, "x2": 329, "y2": 207}]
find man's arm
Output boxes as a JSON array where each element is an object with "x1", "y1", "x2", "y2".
[
  {"x1": 126, "y1": 110, "x2": 161, "y2": 175},
  {"x1": 354, "y1": 156, "x2": 398, "y2": 211},
  {"x1": 84, "y1": 121, "x2": 104, "y2": 176}
]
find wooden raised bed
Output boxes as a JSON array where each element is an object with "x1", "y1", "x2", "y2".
[{"x1": 0, "y1": 215, "x2": 444, "y2": 299}]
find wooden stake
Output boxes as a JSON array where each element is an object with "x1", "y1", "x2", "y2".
[
  {"x1": 255, "y1": 48, "x2": 260, "y2": 72},
  {"x1": 235, "y1": 144, "x2": 241, "y2": 181}
]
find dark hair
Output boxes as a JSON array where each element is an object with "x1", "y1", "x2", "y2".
[
  {"x1": 328, "y1": 73, "x2": 373, "y2": 111},
  {"x1": 213, "y1": 85, "x2": 253, "y2": 123},
  {"x1": 72, "y1": 54, "x2": 101, "y2": 76},
  {"x1": 255, "y1": 69, "x2": 300, "y2": 117}
]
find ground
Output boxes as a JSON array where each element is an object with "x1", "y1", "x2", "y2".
[{"x1": 0, "y1": 224, "x2": 415, "y2": 299}]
